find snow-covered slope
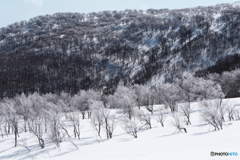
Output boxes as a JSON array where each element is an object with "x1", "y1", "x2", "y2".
[
  {"x1": 2, "y1": 1, "x2": 240, "y2": 96},
  {"x1": 0, "y1": 98, "x2": 239, "y2": 160}
]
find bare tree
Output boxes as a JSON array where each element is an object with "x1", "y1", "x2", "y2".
[
  {"x1": 226, "y1": 104, "x2": 238, "y2": 121},
  {"x1": 171, "y1": 113, "x2": 187, "y2": 133},
  {"x1": 100, "y1": 107, "x2": 116, "y2": 139},
  {"x1": 199, "y1": 99, "x2": 227, "y2": 130},
  {"x1": 27, "y1": 116, "x2": 46, "y2": 149},
  {"x1": 155, "y1": 107, "x2": 167, "y2": 127},
  {"x1": 86, "y1": 90, "x2": 102, "y2": 119},
  {"x1": 18, "y1": 138, "x2": 30, "y2": 152},
  {"x1": 138, "y1": 110, "x2": 152, "y2": 129},
  {"x1": 123, "y1": 118, "x2": 141, "y2": 138},
  {"x1": 15, "y1": 93, "x2": 32, "y2": 132},
  {"x1": 26, "y1": 94, "x2": 47, "y2": 149},
  {"x1": 180, "y1": 103, "x2": 191, "y2": 125},
  {"x1": 0, "y1": 115, "x2": 4, "y2": 138},
  {"x1": 234, "y1": 109, "x2": 240, "y2": 120},
  {"x1": 60, "y1": 98, "x2": 81, "y2": 139},
  {"x1": 90, "y1": 100, "x2": 104, "y2": 138},
  {"x1": 67, "y1": 111, "x2": 81, "y2": 139},
  {"x1": 48, "y1": 102, "x2": 63, "y2": 147},
  {"x1": 2, "y1": 99, "x2": 20, "y2": 147}
]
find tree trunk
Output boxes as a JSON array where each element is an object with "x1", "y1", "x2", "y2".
[
  {"x1": 98, "y1": 123, "x2": 101, "y2": 137},
  {"x1": 14, "y1": 126, "x2": 18, "y2": 147},
  {"x1": 39, "y1": 138, "x2": 45, "y2": 149},
  {"x1": 160, "y1": 122, "x2": 164, "y2": 127},
  {"x1": 181, "y1": 128, "x2": 187, "y2": 133}
]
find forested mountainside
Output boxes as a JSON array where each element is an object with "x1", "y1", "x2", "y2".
[{"x1": 1, "y1": 2, "x2": 240, "y2": 97}]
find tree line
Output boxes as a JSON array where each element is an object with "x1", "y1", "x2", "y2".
[{"x1": 1, "y1": 75, "x2": 239, "y2": 149}]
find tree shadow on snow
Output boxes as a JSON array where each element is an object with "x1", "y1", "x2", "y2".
[
  {"x1": 191, "y1": 130, "x2": 216, "y2": 136},
  {"x1": 0, "y1": 147, "x2": 13, "y2": 154},
  {"x1": 156, "y1": 133, "x2": 175, "y2": 138}
]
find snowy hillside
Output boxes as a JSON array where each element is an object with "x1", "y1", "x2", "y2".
[
  {"x1": 0, "y1": 98, "x2": 239, "y2": 160},
  {"x1": 2, "y1": 2, "x2": 240, "y2": 96}
]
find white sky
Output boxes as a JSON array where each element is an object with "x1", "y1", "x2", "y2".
[{"x1": 0, "y1": 0, "x2": 239, "y2": 28}]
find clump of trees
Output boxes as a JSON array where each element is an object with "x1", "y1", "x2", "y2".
[
  {"x1": 0, "y1": 75, "x2": 239, "y2": 149},
  {"x1": 199, "y1": 99, "x2": 239, "y2": 130}
]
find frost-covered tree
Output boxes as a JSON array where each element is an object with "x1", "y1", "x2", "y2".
[
  {"x1": 66, "y1": 111, "x2": 81, "y2": 139},
  {"x1": 63, "y1": 99, "x2": 81, "y2": 139},
  {"x1": 72, "y1": 90, "x2": 101, "y2": 119},
  {"x1": 72, "y1": 92, "x2": 88, "y2": 119},
  {"x1": 196, "y1": 78, "x2": 225, "y2": 101},
  {"x1": 114, "y1": 85, "x2": 137, "y2": 120},
  {"x1": 1, "y1": 98, "x2": 20, "y2": 147},
  {"x1": 138, "y1": 110, "x2": 152, "y2": 129},
  {"x1": 133, "y1": 84, "x2": 148, "y2": 109},
  {"x1": 100, "y1": 107, "x2": 116, "y2": 139},
  {"x1": 155, "y1": 107, "x2": 167, "y2": 127},
  {"x1": 29, "y1": 93, "x2": 49, "y2": 133},
  {"x1": 0, "y1": 113, "x2": 4, "y2": 138},
  {"x1": 27, "y1": 93, "x2": 49, "y2": 149},
  {"x1": 48, "y1": 101, "x2": 63, "y2": 147},
  {"x1": 199, "y1": 99, "x2": 228, "y2": 130},
  {"x1": 158, "y1": 83, "x2": 182, "y2": 112},
  {"x1": 90, "y1": 100, "x2": 104, "y2": 138},
  {"x1": 15, "y1": 93, "x2": 32, "y2": 132},
  {"x1": 144, "y1": 88, "x2": 155, "y2": 114},
  {"x1": 123, "y1": 118, "x2": 141, "y2": 138},
  {"x1": 226, "y1": 104, "x2": 236, "y2": 121},
  {"x1": 180, "y1": 103, "x2": 191, "y2": 125},
  {"x1": 171, "y1": 113, "x2": 187, "y2": 133}
]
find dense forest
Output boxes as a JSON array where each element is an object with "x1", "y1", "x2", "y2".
[{"x1": 1, "y1": 2, "x2": 240, "y2": 97}]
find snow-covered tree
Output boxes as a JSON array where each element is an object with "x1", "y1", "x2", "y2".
[
  {"x1": 90, "y1": 100, "x2": 104, "y2": 138},
  {"x1": 100, "y1": 107, "x2": 116, "y2": 139},
  {"x1": 72, "y1": 90, "x2": 101, "y2": 119},
  {"x1": 158, "y1": 83, "x2": 182, "y2": 112},
  {"x1": 144, "y1": 88, "x2": 156, "y2": 114},
  {"x1": 1, "y1": 98, "x2": 20, "y2": 147},
  {"x1": 199, "y1": 99, "x2": 228, "y2": 130},
  {"x1": 195, "y1": 78, "x2": 225, "y2": 101},
  {"x1": 180, "y1": 103, "x2": 192, "y2": 125},
  {"x1": 15, "y1": 93, "x2": 32, "y2": 132},
  {"x1": 123, "y1": 118, "x2": 141, "y2": 138},
  {"x1": 171, "y1": 113, "x2": 187, "y2": 133},
  {"x1": 47, "y1": 101, "x2": 63, "y2": 147},
  {"x1": 155, "y1": 106, "x2": 167, "y2": 127},
  {"x1": 138, "y1": 110, "x2": 152, "y2": 129},
  {"x1": 114, "y1": 85, "x2": 137, "y2": 120},
  {"x1": 133, "y1": 84, "x2": 148, "y2": 109},
  {"x1": 27, "y1": 93, "x2": 49, "y2": 149}
]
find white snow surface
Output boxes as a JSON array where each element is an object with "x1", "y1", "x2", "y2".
[{"x1": 0, "y1": 98, "x2": 240, "y2": 160}]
